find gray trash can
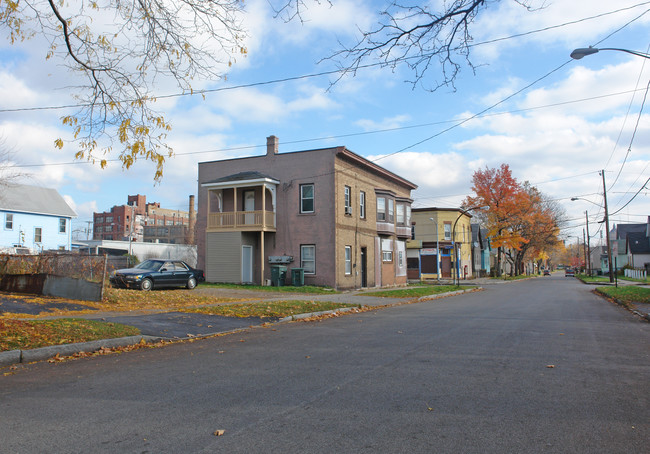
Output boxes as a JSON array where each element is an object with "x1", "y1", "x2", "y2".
[{"x1": 291, "y1": 268, "x2": 305, "y2": 287}]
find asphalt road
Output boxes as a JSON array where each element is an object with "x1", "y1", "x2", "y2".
[{"x1": 1, "y1": 275, "x2": 648, "y2": 453}]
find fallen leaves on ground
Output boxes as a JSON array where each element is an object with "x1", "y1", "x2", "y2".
[
  {"x1": 1, "y1": 318, "x2": 140, "y2": 351},
  {"x1": 0, "y1": 288, "x2": 249, "y2": 319}
]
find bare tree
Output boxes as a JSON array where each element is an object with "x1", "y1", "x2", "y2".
[
  {"x1": 0, "y1": 138, "x2": 29, "y2": 193},
  {"x1": 2, "y1": 0, "x2": 247, "y2": 181},
  {"x1": 274, "y1": 0, "x2": 539, "y2": 91}
]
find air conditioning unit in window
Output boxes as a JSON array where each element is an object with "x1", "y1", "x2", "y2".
[{"x1": 345, "y1": 206, "x2": 352, "y2": 215}]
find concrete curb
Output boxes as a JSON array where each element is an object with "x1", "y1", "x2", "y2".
[
  {"x1": 0, "y1": 335, "x2": 162, "y2": 368},
  {"x1": 278, "y1": 306, "x2": 359, "y2": 322}
]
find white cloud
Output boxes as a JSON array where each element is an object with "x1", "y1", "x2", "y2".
[{"x1": 356, "y1": 115, "x2": 412, "y2": 132}]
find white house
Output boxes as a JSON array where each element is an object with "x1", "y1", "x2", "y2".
[{"x1": 1, "y1": 184, "x2": 77, "y2": 252}]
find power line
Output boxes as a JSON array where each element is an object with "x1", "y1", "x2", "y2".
[{"x1": 2, "y1": 2, "x2": 649, "y2": 115}]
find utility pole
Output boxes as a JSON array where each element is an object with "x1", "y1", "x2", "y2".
[
  {"x1": 585, "y1": 211, "x2": 591, "y2": 276},
  {"x1": 601, "y1": 170, "x2": 614, "y2": 283},
  {"x1": 583, "y1": 229, "x2": 587, "y2": 274}
]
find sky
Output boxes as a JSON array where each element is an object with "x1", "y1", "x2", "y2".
[{"x1": 1, "y1": 0, "x2": 649, "y2": 247}]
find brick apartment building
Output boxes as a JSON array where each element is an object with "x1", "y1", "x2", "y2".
[
  {"x1": 196, "y1": 136, "x2": 417, "y2": 290},
  {"x1": 93, "y1": 194, "x2": 196, "y2": 244}
]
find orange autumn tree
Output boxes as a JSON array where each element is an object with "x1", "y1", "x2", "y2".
[
  {"x1": 504, "y1": 183, "x2": 562, "y2": 275},
  {"x1": 465, "y1": 164, "x2": 563, "y2": 276}
]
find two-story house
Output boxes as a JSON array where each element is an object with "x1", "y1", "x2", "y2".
[
  {"x1": 0, "y1": 183, "x2": 77, "y2": 252},
  {"x1": 196, "y1": 136, "x2": 417, "y2": 289},
  {"x1": 406, "y1": 207, "x2": 474, "y2": 281}
]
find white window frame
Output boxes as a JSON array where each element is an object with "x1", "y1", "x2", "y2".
[
  {"x1": 444, "y1": 223, "x2": 452, "y2": 240},
  {"x1": 300, "y1": 184, "x2": 315, "y2": 214},
  {"x1": 301, "y1": 244, "x2": 316, "y2": 274},
  {"x1": 5, "y1": 213, "x2": 13, "y2": 230},
  {"x1": 344, "y1": 186, "x2": 352, "y2": 215},
  {"x1": 59, "y1": 218, "x2": 66, "y2": 233},
  {"x1": 381, "y1": 238, "x2": 393, "y2": 262},
  {"x1": 359, "y1": 191, "x2": 366, "y2": 219},
  {"x1": 388, "y1": 199, "x2": 394, "y2": 223},
  {"x1": 34, "y1": 227, "x2": 42, "y2": 243},
  {"x1": 396, "y1": 203, "x2": 405, "y2": 226},
  {"x1": 377, "y1": 197, "x2": 386, "y2": 221},
  {"x1": 345, "y1": 245, "x2": 352, "y2": 275}
]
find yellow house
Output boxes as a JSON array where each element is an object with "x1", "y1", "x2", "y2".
[{"x1": 407, "y1": 208, "x2": 474, "y2": 281}]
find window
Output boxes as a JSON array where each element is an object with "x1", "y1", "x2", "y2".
[
  {"x1": 388, "y1": 199, "x2": 394, "y2": 223},
  {"x1": 345, "y1": 246, "x2": 352, "y2": 275},
  {"x1": 344, "y1": 186, "x2": 352, "y2": 215},
  {"x1": 106, "y1": 216, "x2": 113, "y2": 223},
  {"x1": 301, "y1": 245, "x2": 316, "y2": 274},
  {"x1": 5, "y1": 213, "x2": 13, "y2": 230},
  {"x1": 300, "y1": 184, "x2": 314, "y2": 213},
  {"x1": 398, "y1": 250, "x2": 404, "y2": 267},
  {"x1": 96, "y1": 216, "x2": 103, "y2": 223},
  {"x1": 96, "y1": 226, "x2": 103, "y2": 233},
  {"x1": 444, "y1": 223, "x2": 451, "y2": 240},
  {"x1": 59, "y1": 218, "x2": 66, "y2": 233},
  {"x1": 34, "y1": 227, "x2": 42, "y2": 243},
  {"x1": 381, "y1": 238, "x2": 393, "y2": 262},
  {"x1": 377, "y1": 197, "x2": 386, "y2": 221},
  {"x1": 406, "y1": 205, "x2": 411, "y2": 226},
  {"x1": 359, "y1": 191, "x2": 366, "y2": 219},
  {"x1": 396, "y1": 203, "x2": 405, "y2": 226}
]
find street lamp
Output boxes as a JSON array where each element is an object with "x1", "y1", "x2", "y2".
[
  {"x1": 570, "y1": 47, "x2": 650, "y2": 60},
  {"x1": 452, "y1": 206, "x2": 488, "y2": 286}
]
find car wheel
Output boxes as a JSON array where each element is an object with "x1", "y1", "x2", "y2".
[
  {"x1": 140, "y1": 278, "x2": 153, "y2": 291},
  {"x1": 187, "y1": 277, "x2": 197, "y2": 290}
]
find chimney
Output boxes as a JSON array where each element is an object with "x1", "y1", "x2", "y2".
[
  {"x1": 267, "y1": 135, "x2": 279, "y2": 155},
  {"x1": 187, "y1": 195, "x2": 196, "y2": 245}
]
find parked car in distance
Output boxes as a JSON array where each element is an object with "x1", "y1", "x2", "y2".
[
  {"x1": 110, "y1": 259, "x2": 205, "y2": 291},
  {"x1": 565, "y1": 268, "x2": 575, "y2": 277},
  {"x1": 543, "y1": 269, "x2": 550, "y2": 276}
]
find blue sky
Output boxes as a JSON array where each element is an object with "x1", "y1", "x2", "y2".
[{"x1": 1, "y1": 0, "x2": 649, "y2": 245}]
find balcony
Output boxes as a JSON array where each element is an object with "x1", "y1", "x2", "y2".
[{"x1": 207, "y1": 210, "x2": 276, "y2": 232}]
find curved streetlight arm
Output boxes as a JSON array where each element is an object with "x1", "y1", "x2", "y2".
[
  {"x1": 571, "y1": 47, "x2": 650, "y2": 60},
  {"x1": 451, "y1": 205, "x2": 488, "y2": 285},
  {"x1": 570, "y1": 197, "x2": 603, "y2": 208}
]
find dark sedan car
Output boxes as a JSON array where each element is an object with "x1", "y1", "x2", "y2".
[{"x1": 110, "y1": 259, "x2": 205, "y2": 291}]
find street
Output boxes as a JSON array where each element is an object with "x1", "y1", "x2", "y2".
[{"x1": 1, "y1": 276, "x2": 648, "y2": 453}]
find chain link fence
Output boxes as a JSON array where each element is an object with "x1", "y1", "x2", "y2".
[{"x1": 0, "y1": 253, "x2": 136, "y2": 284}]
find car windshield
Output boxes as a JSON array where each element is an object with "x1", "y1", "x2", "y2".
[{"x1": 135, "y1": 260, "x2": 163, "y2": 271}]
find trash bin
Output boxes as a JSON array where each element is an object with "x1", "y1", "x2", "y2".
[
  {"x1": 271, "y1": 265, "x2": 287, "y2": 286},
  {"x1": 291, "y1": 268, "x2": 305, "y2": 287}
]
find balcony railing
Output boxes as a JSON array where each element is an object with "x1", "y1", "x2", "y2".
[{"x1": 207, "y1": 210, "x2": 276, "y2": 231}]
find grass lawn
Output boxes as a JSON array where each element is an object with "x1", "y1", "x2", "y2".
[
  {"x1": 187, "y1": 300, "x2": 359, "y2": 318},
  {"x1": 360, "y1": 285, "x2": 470, "y2": 298},
  {"x1": 1, "y1": 318, "x2": 140, "y2": 351},
  {"x1": 578, "y1": 275, "x2": 611, "y2": 283},
  {"x1": 596, "y1": 286, "x2": 650, "y2": 308},
  {"x1": 619, "y1": 276, "x2": 649, "y2": 284},
  {"x1": 199, "y1": 283, "x2": 338, "y2": 294}
]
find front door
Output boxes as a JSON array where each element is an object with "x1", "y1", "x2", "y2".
[
  {"x1": 242, "y1": 245, "x2": 253, "y2": 283},
  {"x1": 441, "y1": 255, "x2": 452, "y2": 278},
  {"x1": 244, "y1": 190, "x2": 255, "y2": 225},
  {"x1": 360, "y1": 247, "x2": 367, "y2": 287}
]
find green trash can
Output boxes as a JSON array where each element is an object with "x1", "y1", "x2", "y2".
[
  {"x1": 271, "y1": 265, "x2": 287, "y2": 286},
  {"x1": 291, "y1": 268, "x2": 305, "y2": 287}
]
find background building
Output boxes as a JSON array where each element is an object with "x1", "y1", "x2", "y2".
[{"x1": 93, "y1": 194, "x2": 196, "y2": 244}]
